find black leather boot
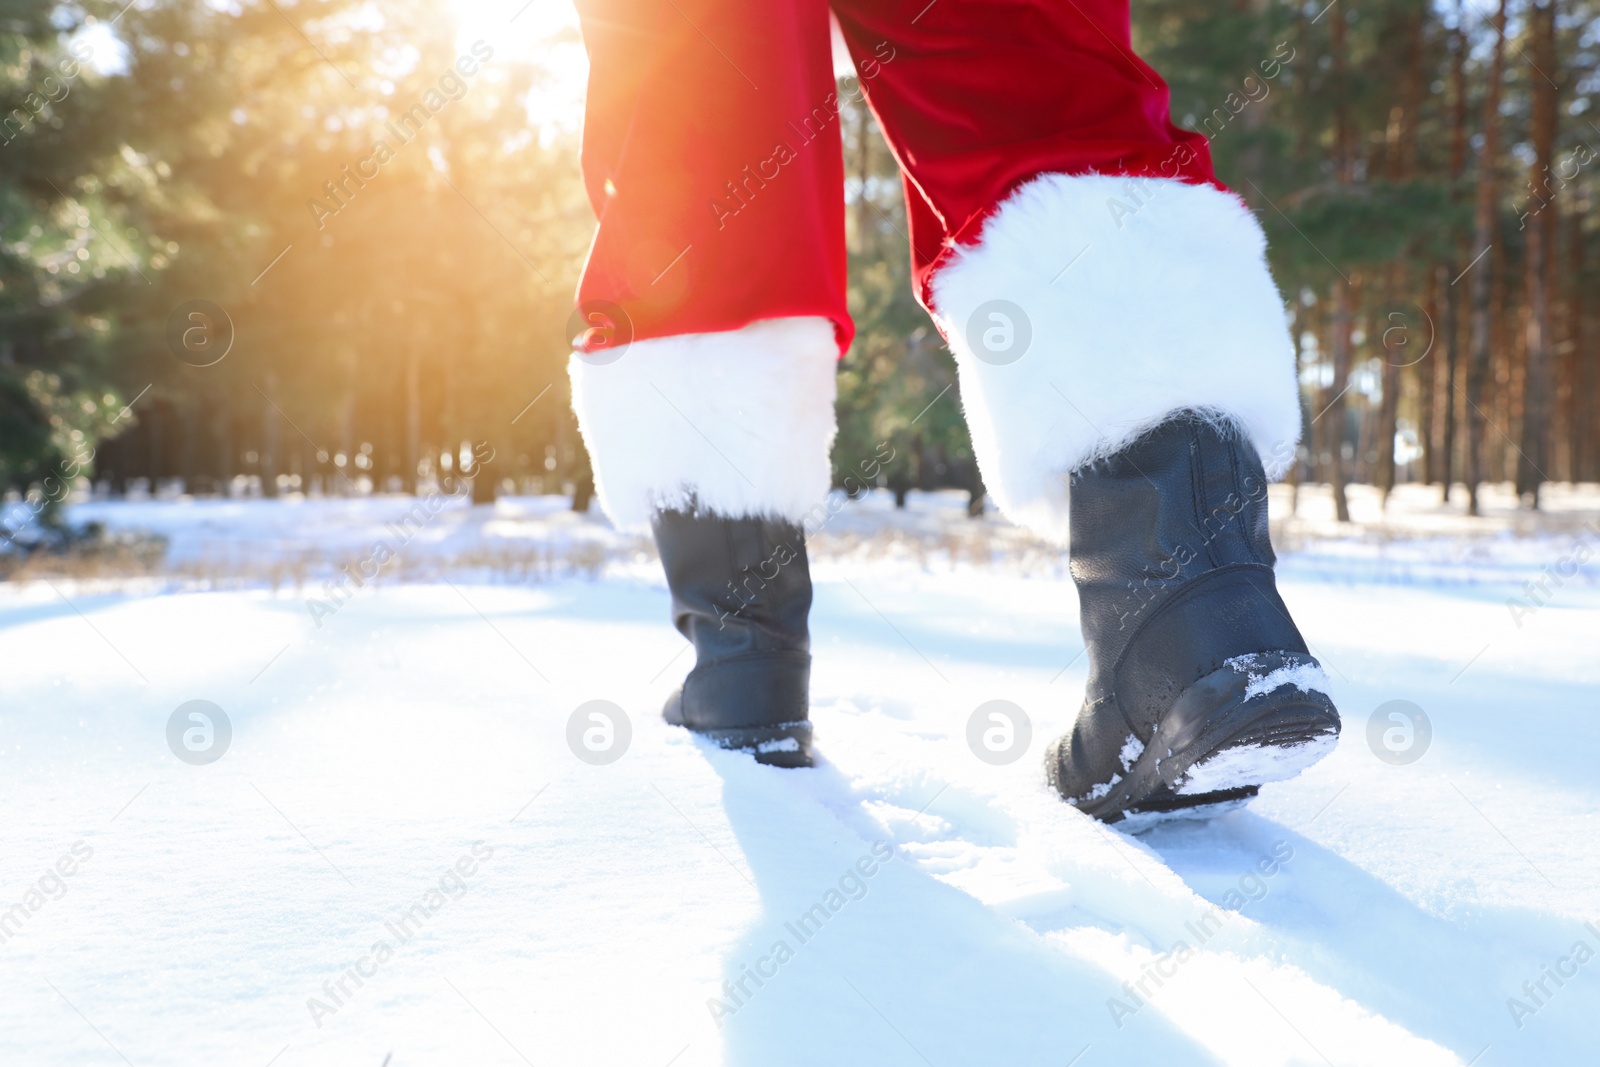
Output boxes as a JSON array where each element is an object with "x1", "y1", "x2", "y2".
[
  {"x1": 653, "y1": 508, "x2": 814, "y2": 767},
  {"x1": 1045, "y1": 411, "x2": 1340, "y2": 826}
]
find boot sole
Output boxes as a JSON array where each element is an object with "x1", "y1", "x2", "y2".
[
  {"x1": 678, "y1": 721, "x2": 814, "y2": 769},
  {"x1": 1113, "y1": 786, "x2": 1261, "y2": 833},
  {"x1": 1049, "y1": 652, "x2": 1340, "y2": 827}
]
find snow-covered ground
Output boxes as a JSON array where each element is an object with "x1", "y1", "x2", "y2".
[{"x1": 3, "y1": 488, "x2": 1599, "y2": 1065}]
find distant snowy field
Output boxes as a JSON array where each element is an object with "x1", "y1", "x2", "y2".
[{"x1": 2, "y1": 486, "x2": 1599, "y2": 1065}]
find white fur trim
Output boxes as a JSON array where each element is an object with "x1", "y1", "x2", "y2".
[
  {"x1": 569, "y1": 316, "x2": 838, "y2": 531},
  {"x1": 930, "y1": 173, "x2": 1303, "y2": 544}
]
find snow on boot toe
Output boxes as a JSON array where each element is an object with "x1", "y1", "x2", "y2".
[{"x1": 1048, "y1": 653, "x2": 1340, "y2": 824}]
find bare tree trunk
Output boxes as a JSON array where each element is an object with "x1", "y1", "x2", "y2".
[
  {"x1": 1377, "y1": 268, "x2": 1403, "y2": 506},
  {"x1": 1555, "y1": 204, "x2": 1578, "y2": 481},
  {"x1": 1356, "y1": 299, "x2": 1377, "y2": 485},
  {"x1": 339, "y1": 350, "x2": 360, "y2": 497},
  {"x1": 299, "y1": 436, "x2": 316, "y2": 497},
  {"x1": 440, "y1": 350, "x2": 456, "y2": 492},
  {"x1": 1416, "y1": 268, "x2": 1442, "y2": 490},
  {"x1": 404, "y1": 347, "x2": 422, "y2": 494},
  {"x1": 571, "y1": 467, "x2": 596, "y2": 512},
  {"x1": 1570, "y1": 202, "x2": 1591, "y2": 480},
  {"x1": 1493, "y1": 238, "x2": 1515, "y2": 485},
  {"x1": 1434, "y1": 8, "x2": 1469, "y2": 502},
  {"x1": 1289, "y1": 305, "x2": 1306, "y2": 517},
  {"x1": 1330, "y1": 0, "x2": 1354, "y2": 187},
  {"x1": 260, "y1": 372, "x2": 280, "y2": 499},
  {"x1": 1308, "y1": 298, "x2": 1329, "y2": 496},
  {"x1": 1376, "y1": 10, "x2": 1425, "y2": 507},
  {"x1": 1517, "y1": 0, "x2": 1560, "y2": 507},
  {"x1": 146, "y1": 400, "x2": 164, "y2": 493},
  {"x1": 562, "y1": 411, "x2": 595, "y2": 511},
  {"x1": 1323, "y1": 0, "x2": 1356, "y2": 523},
  {"x1": 1327, "y1": 276, "x2": 1360, "y2": 523},
  {"x1": 853, "y1": 102, "x2": 874, "y2": 257},
  {"x1": 180, "y1": 401, "x2": 198, "y2": 496},
  {"x1": 1433, "y1": 264, "x2": 1459, "y2": 497},
  {"x1": 1464, "y1": 0, "x2": 1509, "y2": 516},
  {"x1": 1419, "y1": 323, "x2": 1435, "y2": 491},
  {"x1": 213, "y1": 387, "x2": 233, "y2": 497}
]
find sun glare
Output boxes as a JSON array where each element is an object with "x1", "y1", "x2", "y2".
[{"x1": 446, "y1": 0, "x2": 588, "y2": 127}]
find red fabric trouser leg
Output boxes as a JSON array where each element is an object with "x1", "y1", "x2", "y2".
[
  {"x1": 574, "y1": 0, "x2": 851, "y2": 350},
  {"x1": 828, "y1": 0, "x2": 1218, "y2": 308},
  {"x1": 575, "y1": 0, "x2": 1216, "y2": 344}
]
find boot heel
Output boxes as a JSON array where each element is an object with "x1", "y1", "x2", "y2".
[{"x1": 678, "y1": 721, "x2": 814, "y2": 768}]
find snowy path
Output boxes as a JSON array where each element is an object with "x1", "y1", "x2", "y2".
[{"x1": 3, "y1": 524, "x2": 1599, "y2": 1063}]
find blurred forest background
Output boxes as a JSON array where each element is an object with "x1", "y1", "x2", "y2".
[{"x1": 3, "y1": 0, "x2": 1600, "y2": 530}]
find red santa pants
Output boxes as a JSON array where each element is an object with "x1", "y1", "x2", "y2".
[{"x1": 569, "y1": 0, "x2": 1303, "y2": 542}]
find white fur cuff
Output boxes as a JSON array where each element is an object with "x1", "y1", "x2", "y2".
[
  {"x1": 930, "y1": 173, "x2": 1303, "y2": 544},
  {"x1": 568, "y1": 316, "x2": 839, "y2": 531}
]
